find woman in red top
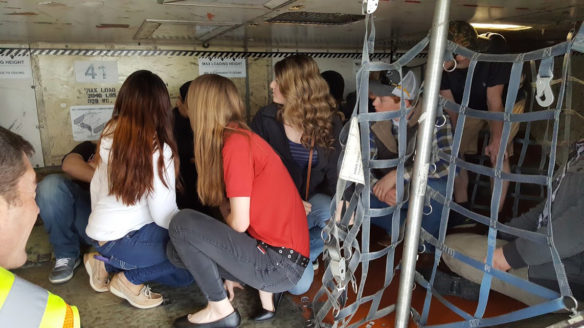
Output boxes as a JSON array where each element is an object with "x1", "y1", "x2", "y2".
[{"x1": 167, "y1": 74, "x2": 309, "y2": 328}]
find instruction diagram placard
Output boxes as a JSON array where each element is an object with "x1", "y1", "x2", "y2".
[
  {"x1": 74, "y1": 61, "x2": 119, "y2": 83},
  {"x1": 0, "y1": 55, "x2": 32, "y2": 79},
  {"x1": 70, "y1": 105, "x2": 114, "y2": 141},
  {"x1": 198, "y1": 58, "x2": 246, "y2": 78}
]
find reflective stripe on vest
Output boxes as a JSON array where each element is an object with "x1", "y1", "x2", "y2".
[
  {"x1": 70, "y1": 305, "x2": 81, "y2": 328},
  {"x1": 0, "y1": 268, "x2": 79, "y2": 328},
  {"x1": 39, "y1": 292, "x2": 66, "y2": 327},
  {"x1": 0, "y1": 267, "x2": 15, "y2": 309}
]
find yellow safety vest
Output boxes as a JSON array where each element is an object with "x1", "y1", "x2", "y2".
[{"x1": 0, "y1": 267, "x2": 80, "y2": 328}]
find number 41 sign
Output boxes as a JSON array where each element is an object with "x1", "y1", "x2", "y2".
[{"x1": 74, "y1": 61, "x2": 118, "y2": 83}]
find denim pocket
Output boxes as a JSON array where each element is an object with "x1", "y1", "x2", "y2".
[
  {"x1": 96, "y1": 239, "x2": 117, "y2": 256},
  {"x1": 107, "y1": 255, "x2": 138, "y2": 270}
]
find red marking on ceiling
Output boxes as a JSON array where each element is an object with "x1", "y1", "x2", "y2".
[
  {"x1": 5, "y1": 12, "x2": 38, "y2": 15},
  {"x1": 516, "y1": 7, "x2": 529, "y2": 10},
  {"x1": 405, "y1": 0, "x2": 421, "y2": 3},
  {"x1": 207, "y1": 12, "x2": 215, "y2": 21},
  {"x1": 463, "y1": 4, "x2": 479, "y2": 7},
  {"x1": 96, "y1": 24, "x2": 130, "y2": 29}
]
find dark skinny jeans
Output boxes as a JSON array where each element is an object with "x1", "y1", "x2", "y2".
[{"x1": 167, "y1": 209, "x2": 305, "y2": 302}]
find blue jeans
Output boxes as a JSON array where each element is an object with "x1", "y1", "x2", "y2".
[
  {"x1": 289, "y1": 193, "x2": 331, "y2": 295},
  {"x1": 36, "y1": 174, "x2": 92, "y2": 259},
  {"x1": 370, "y1": 176, "x2": 448, "y2": 252},
  {"x1": 93, "y1": 222, "x2": 193, "y2": 287}
]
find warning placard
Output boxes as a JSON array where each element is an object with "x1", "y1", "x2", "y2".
[
  {"x1": 198, "y1": 58, "x2": 246, "y2": 78},
  {"x1": 0, "y1": 55, "x2": 32, "y2": 79}
]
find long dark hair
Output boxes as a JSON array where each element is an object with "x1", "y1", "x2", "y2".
[{"x1": 97, "y1": 70, "x2": 179, "y2": 205}]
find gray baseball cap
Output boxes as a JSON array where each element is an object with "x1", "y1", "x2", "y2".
[{"x1": 369, "y1": 70, "x2": 418, "y2": 100}]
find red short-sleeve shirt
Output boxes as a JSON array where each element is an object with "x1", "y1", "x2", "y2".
[{"x1": 223, "y1": 129, "x2": 309, "y2": 257}]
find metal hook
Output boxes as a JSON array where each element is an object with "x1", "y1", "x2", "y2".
[
  {"x1": 535, "y1": 74, "x2": 555, "y2": 107},
  {"x1": 423, "y1": 203, "x2": 433, "y2": 215},
  {"x1": 435, "y1": 114, "x2": 447, "y2": 128},
  {"x1": 429, "y1": 162, "x2": 437, "y2": 175},
  {"x1": 443, "y1": 59, "x2": 457, "y2": 72}
]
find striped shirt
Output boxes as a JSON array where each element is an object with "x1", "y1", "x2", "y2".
[
  {"x1": 288, "y1": 139, "x2": 318, "y2": 168},
  {"x1": 369, "y1": 114, "x2": 453, "y2": 181},
  {"x1": 430, "y1": 114, "x2": 454, "y2": 179}
]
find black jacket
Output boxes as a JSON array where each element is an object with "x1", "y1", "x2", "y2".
[
  {"x1": 499, "y1": 151, "x2": 584, "y2": 298},
  {"x1": 172, "y1": 108, "x2": 216, "y2": 216},
  {"x1": 251, "y1": 103, "x2": 342, "y2": 199}
]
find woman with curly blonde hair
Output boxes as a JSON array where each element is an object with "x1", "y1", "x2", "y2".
[{"x1": 251, "y1": 55, "x2": 342, "y2": 318}]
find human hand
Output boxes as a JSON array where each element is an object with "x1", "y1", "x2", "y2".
[
  {"x1": 383, "y1": 187, "x2": 397, "y2": 206},
  {"x1": 334, "y1": 200, "x2": 354, "y2": 225},
  {"x1": 484, "y1": 247, "x2": 511, "y2": 272},
  {"x1": 302, "y1": 201, "x2": 312, "y2": 215},
  {"x1": 373, "y1": 170, "x2": 397, "y2": 205},
  {"x1": 484, "y1": 136, "x2": 507, "y2": 165},
  {"x1": 223, "y1": 280, "x2": 244, "y2": 301}
]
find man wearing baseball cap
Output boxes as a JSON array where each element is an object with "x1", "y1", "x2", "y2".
[{"x1": 366, "y1": 70, "x2": 453, "y2": 250}]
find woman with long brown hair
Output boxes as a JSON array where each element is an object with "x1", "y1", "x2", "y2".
[
  {"x1": 84, "y1": 70, "x2": 192, "y2": 309},
  {"x1": 250, "y1": 55, "x2": 342, "y2": 315},
  {"x1": 167, "y1": 74, "x2": 309, "y2": 328}
]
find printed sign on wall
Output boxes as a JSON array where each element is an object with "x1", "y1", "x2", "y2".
[
  {"x1": 70, "y1": 105, "x2": 114, "y2": 141},
  {"x1": 198, "y1": 57, "x2": 246, "y2": 78},
  {"x1": 74, "y1": 61, "x2": 119, "y2": 83},
  {"x1": 0, "y1": 55, "x2": 32, "y2": 79}
]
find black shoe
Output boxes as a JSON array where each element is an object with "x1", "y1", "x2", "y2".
[
  {"x1": 252, "y1": 292, "x2": 283, "y2": 321},
  {"x1": 423, "y1": 269, "x2": 480, "y2": 301},
  {"x1": 173, "y1": 310, "x2": 241, "y2": 328}
]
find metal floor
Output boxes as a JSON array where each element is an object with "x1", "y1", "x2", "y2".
[
  {"x1": 16, "y1": 225, "x2": 307, "y2": 328},
  {"x1": 16, "y1": 161, "x2": 575, "y2": 328},
  {"x1": 16, "y1": 223, "x2": 574, "y2": 328}
]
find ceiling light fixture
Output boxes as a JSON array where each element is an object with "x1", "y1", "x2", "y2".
[{"x1": 470, "y1": 23, "x2": 532, "y2": 31}]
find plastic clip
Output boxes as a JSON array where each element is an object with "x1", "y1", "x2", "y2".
[
  {"x1": 362, "y1": 0, "x2": 379, "y2": 15},
  {"x1": 330, "y1": 257, "x2": 347, "y2": 285},
  {"x1": 535, "y1": 74, "x2": 554, "y2": 107}
]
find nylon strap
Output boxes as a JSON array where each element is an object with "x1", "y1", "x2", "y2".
[{"x1": 314, "y1": 17, "x2": 584, "y2": 328}]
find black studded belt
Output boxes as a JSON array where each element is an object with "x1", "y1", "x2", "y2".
[{"x1": 257, "y1": 240, "x2": 309, "y2": 268}]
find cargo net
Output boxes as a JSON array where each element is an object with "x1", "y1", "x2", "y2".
[{"x1": 312, "y1": 16, "x2": 584, "y2": 328}]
